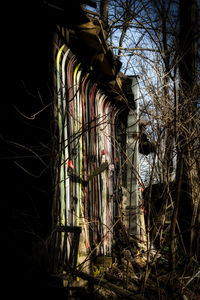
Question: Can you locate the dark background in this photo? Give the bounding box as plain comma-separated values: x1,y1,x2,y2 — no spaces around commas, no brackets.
2,2,88,297
2,2,55,297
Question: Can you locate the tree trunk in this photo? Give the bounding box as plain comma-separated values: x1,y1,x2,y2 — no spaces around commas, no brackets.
100,0,109,32
177,0,199,257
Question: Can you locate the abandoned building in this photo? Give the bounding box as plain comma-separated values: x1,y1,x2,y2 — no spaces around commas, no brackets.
2,1,199,299
50,1,147,275
1,0,154,298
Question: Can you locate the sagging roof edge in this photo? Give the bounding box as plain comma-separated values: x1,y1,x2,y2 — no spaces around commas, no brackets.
47,0,137,109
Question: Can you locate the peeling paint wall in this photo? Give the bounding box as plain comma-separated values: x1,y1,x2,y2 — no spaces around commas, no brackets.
52,30,141,272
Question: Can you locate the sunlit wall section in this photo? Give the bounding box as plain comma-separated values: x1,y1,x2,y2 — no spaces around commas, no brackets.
55,45,120,256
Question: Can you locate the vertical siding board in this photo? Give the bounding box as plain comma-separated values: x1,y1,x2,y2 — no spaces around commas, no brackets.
54,42,139,266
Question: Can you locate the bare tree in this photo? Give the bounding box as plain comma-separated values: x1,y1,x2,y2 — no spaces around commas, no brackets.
175,0,199,261
100,0,109,31
101,0,199,291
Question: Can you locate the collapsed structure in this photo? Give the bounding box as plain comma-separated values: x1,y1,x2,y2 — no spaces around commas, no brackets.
49,0,146,277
